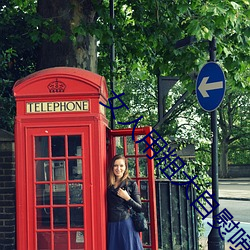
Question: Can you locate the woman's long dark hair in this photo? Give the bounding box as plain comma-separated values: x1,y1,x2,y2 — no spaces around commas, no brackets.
107,155,130,187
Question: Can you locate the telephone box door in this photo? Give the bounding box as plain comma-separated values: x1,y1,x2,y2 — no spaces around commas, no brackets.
108,126,158,250
26,126,92,250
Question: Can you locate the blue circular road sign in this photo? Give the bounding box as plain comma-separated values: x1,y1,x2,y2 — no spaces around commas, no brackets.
196,62,226,112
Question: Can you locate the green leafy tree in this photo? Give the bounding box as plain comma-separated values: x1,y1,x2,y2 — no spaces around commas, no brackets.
36,0,102,71
218,89,250,177
99,0,249,89
0,0,37,131
1,0,249,173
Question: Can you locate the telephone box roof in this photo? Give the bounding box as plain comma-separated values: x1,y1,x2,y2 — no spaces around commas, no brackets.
13,67,108,99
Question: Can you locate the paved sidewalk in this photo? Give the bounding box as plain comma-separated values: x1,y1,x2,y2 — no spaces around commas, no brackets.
217,189,250,200
201,178,250,249
208,178,250,201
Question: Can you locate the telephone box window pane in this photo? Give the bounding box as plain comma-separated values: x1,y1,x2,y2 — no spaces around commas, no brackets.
36,160,49,181
142,202,150,222
69,183,83,204
35,136,49,157
140,180,149,200
52,184,66,204
128,158,136,177
36,184,47,205
139,158,148,177
52,136,65,157
68,135,81,156
53,208,67,227
69,159,82,180
52,160,66,181
37,208,50,229
71,231,84,247
70,207,83,227
127,136,135,155
138,135,146,155
42,186,50,210
115,136,124,155
37,232,51,250
54,231,68,248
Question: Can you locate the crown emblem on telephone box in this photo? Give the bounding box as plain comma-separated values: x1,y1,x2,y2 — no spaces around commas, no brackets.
47,79,66,93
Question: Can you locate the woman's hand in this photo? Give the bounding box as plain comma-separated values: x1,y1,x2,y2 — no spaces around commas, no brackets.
117,188,131,201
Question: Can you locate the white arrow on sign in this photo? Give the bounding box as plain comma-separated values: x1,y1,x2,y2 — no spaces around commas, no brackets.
198,76,223,98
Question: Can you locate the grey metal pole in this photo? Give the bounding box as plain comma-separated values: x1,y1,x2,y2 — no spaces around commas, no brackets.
208,37,225,250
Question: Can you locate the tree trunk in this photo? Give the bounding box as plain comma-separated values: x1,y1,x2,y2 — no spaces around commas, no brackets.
37,0,99,72
219,140,229,178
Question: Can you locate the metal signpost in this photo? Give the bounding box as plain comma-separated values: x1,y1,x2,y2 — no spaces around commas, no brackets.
196,37,226,250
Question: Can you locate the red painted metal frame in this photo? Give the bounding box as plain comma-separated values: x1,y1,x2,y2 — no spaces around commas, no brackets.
26,127,90,250
109,127,158,250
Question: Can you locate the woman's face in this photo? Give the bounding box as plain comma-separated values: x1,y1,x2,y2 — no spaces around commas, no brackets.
113,158,126,180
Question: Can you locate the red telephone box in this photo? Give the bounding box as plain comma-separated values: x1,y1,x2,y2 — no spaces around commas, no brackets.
13,67,158,250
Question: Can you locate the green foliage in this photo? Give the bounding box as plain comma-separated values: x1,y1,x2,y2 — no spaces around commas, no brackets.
1,0,248,176
96,1,249,184
0,1,37,77
219,88,250,165
98,0,249,90
0,0,38,131
0,78,15,132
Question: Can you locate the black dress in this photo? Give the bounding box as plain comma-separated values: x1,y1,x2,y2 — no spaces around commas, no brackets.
107,179,144,250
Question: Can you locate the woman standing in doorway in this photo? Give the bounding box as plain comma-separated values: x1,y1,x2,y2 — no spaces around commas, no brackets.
107,154,144,250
